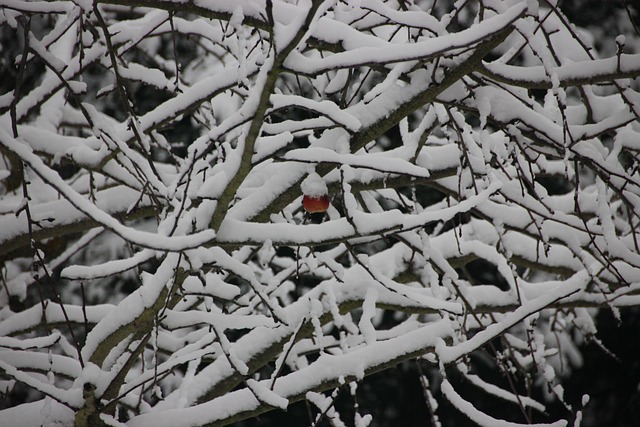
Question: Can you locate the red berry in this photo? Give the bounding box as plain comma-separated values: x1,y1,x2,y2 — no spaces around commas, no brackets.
303,195,330,213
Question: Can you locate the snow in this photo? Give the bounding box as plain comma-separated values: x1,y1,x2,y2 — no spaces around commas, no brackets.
253,132,293,163
285,147,431,178
270,94,361,131
0,303,113,337
436,271,591,364
80,253,181,364
300,171,328,197
61,249,155,280
359,0,445,34
0,358,82,407
358,288,378,345
0,128,215,252
246,378,289,410
128,319,453,427
441,379,567,427
161,309,275,331
285,3,526,74
0,332,61,350
0,350,81,380
2,1,640,426
181,273,241,300
463,372,546,412
217,180,501,245
0,398,74,427
483,53,640,87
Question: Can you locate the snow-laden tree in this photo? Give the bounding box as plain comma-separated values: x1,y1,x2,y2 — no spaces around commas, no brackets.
1,1,640,426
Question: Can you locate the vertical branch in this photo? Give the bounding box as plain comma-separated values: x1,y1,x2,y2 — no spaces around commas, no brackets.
10,14,31,138
209,0,326,231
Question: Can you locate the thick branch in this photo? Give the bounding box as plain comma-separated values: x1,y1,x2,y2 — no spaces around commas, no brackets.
477,54,640,89
208,0,326,231
248,23,519,223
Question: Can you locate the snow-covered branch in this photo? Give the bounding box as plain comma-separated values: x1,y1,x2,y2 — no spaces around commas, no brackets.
2,1,639,426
